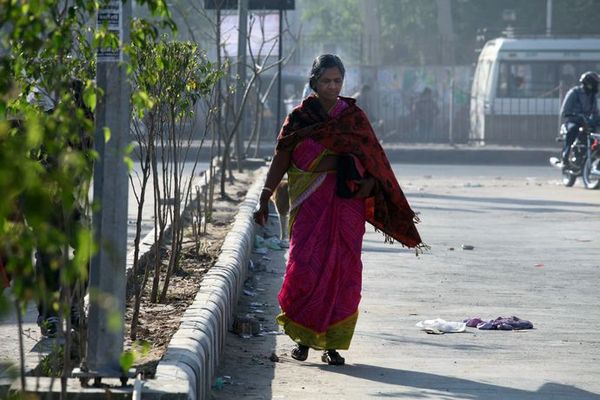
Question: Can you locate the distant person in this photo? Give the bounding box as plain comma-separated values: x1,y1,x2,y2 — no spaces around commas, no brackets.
412,87,439,136
253,54,424,365
559,71,599,166
512,74,526,95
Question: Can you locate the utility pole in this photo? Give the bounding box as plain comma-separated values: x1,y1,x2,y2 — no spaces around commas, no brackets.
359,0,381,65
74,0,131,385
546,0,553,37
436,0,456,144
276,4,283,131
235,0,248,172
436,0,455,65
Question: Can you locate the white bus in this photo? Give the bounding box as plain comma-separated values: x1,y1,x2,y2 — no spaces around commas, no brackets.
470,37,600,146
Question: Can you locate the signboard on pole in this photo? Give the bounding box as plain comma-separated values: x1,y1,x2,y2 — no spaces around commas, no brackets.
97,0,122,62
204,0,294,10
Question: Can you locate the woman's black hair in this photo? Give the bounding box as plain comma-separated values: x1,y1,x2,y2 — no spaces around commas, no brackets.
308,54,345,92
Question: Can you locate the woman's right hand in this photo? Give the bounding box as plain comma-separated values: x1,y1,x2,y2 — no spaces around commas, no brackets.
253,200,269,226
353,176,375,198
254,149,290,226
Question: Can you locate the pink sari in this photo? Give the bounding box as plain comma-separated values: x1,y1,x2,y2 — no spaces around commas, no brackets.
276,99,366,350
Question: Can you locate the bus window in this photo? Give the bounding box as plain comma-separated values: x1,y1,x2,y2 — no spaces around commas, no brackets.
497,62,509,97
559,63,577,87
496,62,558,98
574,62,600,79
559,62,600,92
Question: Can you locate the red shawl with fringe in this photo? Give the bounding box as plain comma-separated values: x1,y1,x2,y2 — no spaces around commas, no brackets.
277,95,423,249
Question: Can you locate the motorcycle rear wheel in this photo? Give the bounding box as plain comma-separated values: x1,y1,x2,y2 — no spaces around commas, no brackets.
582,156,600,190
562,172,577,187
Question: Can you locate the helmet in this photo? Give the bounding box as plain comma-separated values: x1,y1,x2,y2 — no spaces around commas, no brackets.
579,71,599,94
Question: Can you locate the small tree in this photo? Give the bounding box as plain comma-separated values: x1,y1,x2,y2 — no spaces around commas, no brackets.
1,1,98,393
128,35,222,330
244,12,301,157
216,10,299,198
0,0,174,395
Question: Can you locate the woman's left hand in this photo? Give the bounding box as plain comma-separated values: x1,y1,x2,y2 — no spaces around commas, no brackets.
353,176,375,198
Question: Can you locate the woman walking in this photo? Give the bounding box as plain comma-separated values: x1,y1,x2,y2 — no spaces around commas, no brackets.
253,54,424,365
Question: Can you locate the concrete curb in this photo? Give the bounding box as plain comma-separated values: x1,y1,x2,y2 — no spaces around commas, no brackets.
152,166,267,399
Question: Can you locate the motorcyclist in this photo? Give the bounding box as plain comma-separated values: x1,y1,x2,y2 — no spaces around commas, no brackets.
559,71,600,166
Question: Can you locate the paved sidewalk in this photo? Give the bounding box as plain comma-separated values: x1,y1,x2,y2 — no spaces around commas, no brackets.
0,301,45,390
212,170,600,399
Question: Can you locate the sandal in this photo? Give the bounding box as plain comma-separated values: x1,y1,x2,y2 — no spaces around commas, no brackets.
321,349,345,365
291,344,309,361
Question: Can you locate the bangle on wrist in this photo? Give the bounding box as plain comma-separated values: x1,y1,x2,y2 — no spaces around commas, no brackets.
262,186,273,194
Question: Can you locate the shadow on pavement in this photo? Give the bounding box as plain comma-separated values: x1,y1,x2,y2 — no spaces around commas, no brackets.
412,205,486,214
323,363,600,399
412,192,598,209
210,203,282,399
358,331,494,352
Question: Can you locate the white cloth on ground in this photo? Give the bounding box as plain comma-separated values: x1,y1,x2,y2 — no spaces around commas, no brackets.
416,318,466,333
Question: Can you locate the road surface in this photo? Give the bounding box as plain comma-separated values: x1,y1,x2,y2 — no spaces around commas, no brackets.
212,163,600,400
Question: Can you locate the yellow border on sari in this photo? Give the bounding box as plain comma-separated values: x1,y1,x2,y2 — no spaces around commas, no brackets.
287,148,336,236
276,310,359,350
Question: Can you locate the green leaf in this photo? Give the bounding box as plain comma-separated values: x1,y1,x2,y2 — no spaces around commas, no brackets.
83,80,97,112
103,126,111,143
125,142,135,155
73,228,95,279
107,309,122,332
119,350,135,374
123,155,134,172
131,90,155,118
136,340,151,356
25,113,43,148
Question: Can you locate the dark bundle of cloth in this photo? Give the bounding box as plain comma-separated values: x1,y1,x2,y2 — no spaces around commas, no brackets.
464,316,533,330
336,153,364,198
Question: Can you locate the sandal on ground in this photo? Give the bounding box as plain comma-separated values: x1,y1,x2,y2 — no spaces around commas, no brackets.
321,349,345,365
291,344,309,361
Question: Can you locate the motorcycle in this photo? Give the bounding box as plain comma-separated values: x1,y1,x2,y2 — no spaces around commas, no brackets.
550,118,600,189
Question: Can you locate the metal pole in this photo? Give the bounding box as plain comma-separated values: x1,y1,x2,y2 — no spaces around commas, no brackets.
546,0,552,37
276,6,283,131
360,0,381,65
216,7,222,159
235,0,248,171
449,69,454,145
77,0,130,381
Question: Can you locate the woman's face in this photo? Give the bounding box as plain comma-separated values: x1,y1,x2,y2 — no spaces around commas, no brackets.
315,67,343,103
